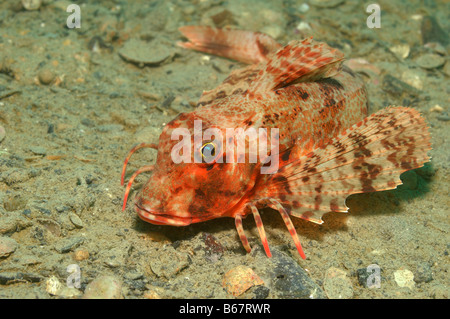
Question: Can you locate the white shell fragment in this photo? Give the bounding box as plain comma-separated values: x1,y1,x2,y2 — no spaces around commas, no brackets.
389,44,410,60
394,269,415,289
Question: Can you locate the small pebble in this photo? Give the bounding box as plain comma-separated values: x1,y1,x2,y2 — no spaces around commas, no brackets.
124,271,144,281
0,272,42,285
389,44,410,60
401,70,423,90
137,91,162,101
69,212,83,228
73,248,89,261
38,69,55,85
241,285,270,299
323,267,354,299
0,237,18,258
443,61,450,77
83,275,123,299
37,218,62,237
394,269,415,289
55,236,85,253
103,245,129,268
0,215,31,234
21,0,42,10
414,263,433,283
356,266,383,288
0,125,5,143
429,105,444,113
268,249,325,299
424,42,447,55
383,74,421,97
29,146,47,156
3,194,27,212
46,275,81,298
298,3,310,13
45,276,62,295
296,21,311,32
261,25,283,40
357,268,371,287
222,265,264,297
415,53,446,69
437,113,450,121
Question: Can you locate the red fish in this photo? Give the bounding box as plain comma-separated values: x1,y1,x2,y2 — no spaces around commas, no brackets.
121,26,431,259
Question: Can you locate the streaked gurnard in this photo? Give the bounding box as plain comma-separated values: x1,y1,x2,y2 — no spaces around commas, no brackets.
121,26,431,259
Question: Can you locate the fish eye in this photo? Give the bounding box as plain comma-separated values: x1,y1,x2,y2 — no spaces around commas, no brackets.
201,142,216,158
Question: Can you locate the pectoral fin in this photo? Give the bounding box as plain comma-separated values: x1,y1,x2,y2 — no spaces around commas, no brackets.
259,106,431,224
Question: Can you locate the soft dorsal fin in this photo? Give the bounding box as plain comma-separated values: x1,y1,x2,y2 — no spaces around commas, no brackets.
250,37,345,92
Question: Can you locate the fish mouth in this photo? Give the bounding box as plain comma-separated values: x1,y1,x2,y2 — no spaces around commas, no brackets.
134,203,192,226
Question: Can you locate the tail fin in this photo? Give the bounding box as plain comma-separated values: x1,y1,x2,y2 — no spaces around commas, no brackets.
178,26,281,64
259,107,431,224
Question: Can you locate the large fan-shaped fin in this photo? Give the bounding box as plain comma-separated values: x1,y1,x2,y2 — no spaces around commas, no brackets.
258,106,431,224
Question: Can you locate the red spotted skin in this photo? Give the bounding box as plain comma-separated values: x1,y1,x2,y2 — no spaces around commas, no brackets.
122,26,430,258
135,65,367,225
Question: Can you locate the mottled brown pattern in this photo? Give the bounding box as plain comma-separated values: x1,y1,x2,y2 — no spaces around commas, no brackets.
257,107,431,225
197,66,259,107
122,26,431,259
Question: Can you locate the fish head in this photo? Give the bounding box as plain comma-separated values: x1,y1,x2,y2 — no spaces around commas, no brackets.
134,112,261,226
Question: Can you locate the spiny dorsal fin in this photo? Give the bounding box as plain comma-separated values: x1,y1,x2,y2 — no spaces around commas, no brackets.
250,37,345,92
257,106,431,224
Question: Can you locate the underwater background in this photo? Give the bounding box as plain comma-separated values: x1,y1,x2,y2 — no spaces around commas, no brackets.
0,0,448,298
